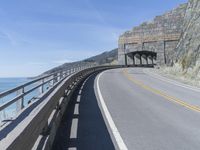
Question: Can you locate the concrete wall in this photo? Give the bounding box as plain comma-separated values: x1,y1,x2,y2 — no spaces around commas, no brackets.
0,66,120,150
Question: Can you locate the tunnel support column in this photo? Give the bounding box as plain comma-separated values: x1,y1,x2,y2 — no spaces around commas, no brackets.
126,51,157,67
132,54,135,66
151,55,154,65
125,54,128,67
140,55,142,65
146,56,148,65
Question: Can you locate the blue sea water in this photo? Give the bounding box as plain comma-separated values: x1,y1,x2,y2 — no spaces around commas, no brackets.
0,77,52,122
0,78,29,92
0,78,30,122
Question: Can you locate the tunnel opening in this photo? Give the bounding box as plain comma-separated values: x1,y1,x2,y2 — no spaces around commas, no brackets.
125,50,157,67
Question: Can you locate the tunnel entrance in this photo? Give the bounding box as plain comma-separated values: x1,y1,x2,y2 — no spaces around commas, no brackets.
125,51,157,67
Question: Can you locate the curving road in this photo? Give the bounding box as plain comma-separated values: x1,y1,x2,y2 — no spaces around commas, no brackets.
97,68,200,150
53,68,200,150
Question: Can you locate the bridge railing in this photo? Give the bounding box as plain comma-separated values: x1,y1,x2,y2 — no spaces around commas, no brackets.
0,64,120,150
0,63,96,125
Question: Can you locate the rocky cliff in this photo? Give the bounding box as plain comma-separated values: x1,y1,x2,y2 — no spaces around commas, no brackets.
118,3,187,65
119,0,200,71
175,0,200,71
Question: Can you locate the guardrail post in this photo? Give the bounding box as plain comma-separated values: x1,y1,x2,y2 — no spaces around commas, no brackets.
68,69,70,74
39,79,44,94
62,71,65,77
53,73,58,85
66,70,69,76
70,68,72,74
17,87,24,111
57,72,60,81
59,71,63,80
64,71,67,77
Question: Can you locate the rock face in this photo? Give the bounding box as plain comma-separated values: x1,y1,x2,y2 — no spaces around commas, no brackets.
175,0,200,69
118,3,187,65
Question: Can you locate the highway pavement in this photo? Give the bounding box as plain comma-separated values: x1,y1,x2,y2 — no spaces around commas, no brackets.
53,73,115,150
53,68,200,150
97,68,200,150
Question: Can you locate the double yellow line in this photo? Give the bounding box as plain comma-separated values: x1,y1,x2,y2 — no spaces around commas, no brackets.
123,69,200,113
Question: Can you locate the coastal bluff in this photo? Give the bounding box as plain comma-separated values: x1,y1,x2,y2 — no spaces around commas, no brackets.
118,0,200,69
118,3,187,65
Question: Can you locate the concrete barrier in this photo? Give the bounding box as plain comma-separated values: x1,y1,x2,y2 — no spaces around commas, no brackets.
0,66,120,150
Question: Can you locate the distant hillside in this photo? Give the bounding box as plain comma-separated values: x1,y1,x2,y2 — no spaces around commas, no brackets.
43,48,118,75
84,48,118,65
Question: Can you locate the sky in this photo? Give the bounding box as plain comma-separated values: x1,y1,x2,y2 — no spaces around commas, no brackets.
0,0,187,77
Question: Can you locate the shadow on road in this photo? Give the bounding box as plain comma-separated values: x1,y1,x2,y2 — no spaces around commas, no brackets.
53,73,115,150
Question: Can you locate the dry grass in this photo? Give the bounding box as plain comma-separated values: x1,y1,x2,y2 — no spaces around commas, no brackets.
155,62,200,87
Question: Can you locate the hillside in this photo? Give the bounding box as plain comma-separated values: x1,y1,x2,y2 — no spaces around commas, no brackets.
160,0,200,76
85,48,118,65
152,0,200,86
175,0,200,71
119,0,200,72
118,3,187,65
43,48,118,75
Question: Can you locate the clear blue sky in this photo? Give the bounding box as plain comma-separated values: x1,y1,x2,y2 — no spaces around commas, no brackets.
0,0,187,77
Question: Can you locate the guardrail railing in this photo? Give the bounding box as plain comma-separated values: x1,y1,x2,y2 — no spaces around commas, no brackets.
0,63,96,124
0,64,119,150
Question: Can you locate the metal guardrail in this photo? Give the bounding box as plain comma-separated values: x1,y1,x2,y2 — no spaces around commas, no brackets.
0,64,96,123
0,64,119,150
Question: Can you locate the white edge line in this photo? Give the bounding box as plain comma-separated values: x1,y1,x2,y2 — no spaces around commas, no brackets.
97,71,128,150
144,69,200,93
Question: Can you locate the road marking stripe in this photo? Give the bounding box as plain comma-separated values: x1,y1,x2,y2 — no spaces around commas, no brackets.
70,118,78,139
143,68,200,92
123,69,200,113
97,72,128,150
74,104,79,115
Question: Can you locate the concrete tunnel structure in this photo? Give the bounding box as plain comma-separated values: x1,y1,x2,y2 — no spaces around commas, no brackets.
118,4,187,66
124,50,157,67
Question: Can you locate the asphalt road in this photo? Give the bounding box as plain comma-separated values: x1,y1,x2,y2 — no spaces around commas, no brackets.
53,68,200,150
98,68,200,150
53,73,115,150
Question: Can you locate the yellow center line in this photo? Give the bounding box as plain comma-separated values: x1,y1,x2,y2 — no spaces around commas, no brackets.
123,68,200,113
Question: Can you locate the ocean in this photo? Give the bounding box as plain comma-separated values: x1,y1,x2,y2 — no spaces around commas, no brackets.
0,78,30,122
0,77,53,122
0,78,29,92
